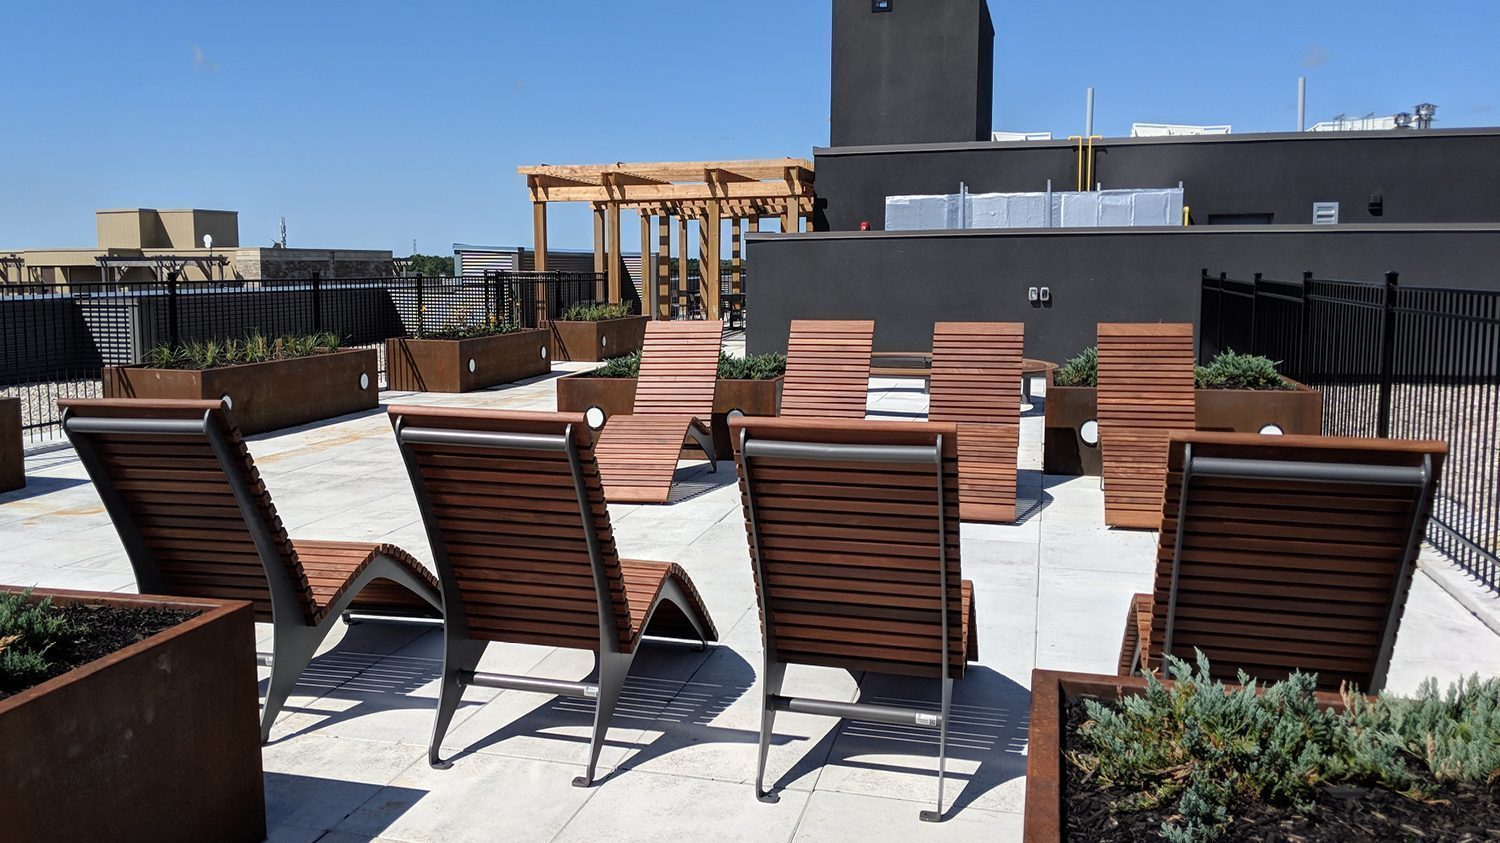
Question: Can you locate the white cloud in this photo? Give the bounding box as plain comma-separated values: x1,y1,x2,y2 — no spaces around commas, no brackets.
192,45,220,73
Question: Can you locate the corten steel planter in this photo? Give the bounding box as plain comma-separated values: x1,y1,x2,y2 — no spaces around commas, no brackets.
548,315,649,362
103,348,378,435
0,396,22,492
1042,382,1323,476
556,371,784,460
1024,668,1351,840
0,588,264,843
385,329,551,393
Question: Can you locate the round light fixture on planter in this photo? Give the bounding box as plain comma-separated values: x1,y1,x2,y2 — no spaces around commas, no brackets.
468,358,477,374
584,406,607,431
359,372,370,390
725,408,746,424
1258,423,1285,436
601,336,609,349
1080,419,1100,446
540,345,548,360
220,394,234,411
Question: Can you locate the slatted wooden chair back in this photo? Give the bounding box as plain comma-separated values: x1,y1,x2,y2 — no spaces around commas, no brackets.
780,320,875,419
929,322,1024,522
1147,431,1445,691
1097,323,1197,528
390,408,634,652
632,320,723,418
59,398,314,623
732,417,968,679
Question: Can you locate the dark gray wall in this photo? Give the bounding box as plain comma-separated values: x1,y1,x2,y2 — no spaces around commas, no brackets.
813,129,1500,231
744,225,1500,363
830,0,994,147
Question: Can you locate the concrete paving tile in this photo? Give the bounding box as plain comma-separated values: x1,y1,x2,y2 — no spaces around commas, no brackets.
262,735,426,834
553,768,812,843
792,790,1023,841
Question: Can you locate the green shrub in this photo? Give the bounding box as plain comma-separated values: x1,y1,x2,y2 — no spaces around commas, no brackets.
415,321,523,340
580,351,786,381
1069,653,1500,841
1195,350,1294,391
560,301,634,321
1054,347,1098,387
0,590,79,692
142,332,341,370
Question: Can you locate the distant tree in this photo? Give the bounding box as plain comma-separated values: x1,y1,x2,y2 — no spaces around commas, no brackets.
408,253,455,277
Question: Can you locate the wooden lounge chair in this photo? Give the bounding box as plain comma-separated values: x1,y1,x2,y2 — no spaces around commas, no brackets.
58,398,443,742
929,322,1024,523
1097,322,1196,528
731,416,979,822
1118,431,1445,692
779,319,875,419
387,406,719,785
592,320,723,503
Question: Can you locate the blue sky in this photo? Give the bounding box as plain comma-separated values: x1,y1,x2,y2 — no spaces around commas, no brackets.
2,1,1496,252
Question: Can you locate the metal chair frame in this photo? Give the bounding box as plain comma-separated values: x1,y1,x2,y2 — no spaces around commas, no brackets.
62,409,442,743
391,417,711,787
736,428,955,822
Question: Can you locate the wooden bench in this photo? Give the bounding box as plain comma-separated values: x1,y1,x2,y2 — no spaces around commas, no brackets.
929,322,1025,523
780,320,875,419
1097,323,1197,528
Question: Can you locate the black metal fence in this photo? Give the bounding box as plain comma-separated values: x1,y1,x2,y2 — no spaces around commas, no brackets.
1202,269,1500,591
0,271,603,442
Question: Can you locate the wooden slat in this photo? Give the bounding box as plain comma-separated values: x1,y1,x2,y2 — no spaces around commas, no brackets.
1097,323,1196,528
1127,432,1445,691
929,322,1023,523
780,320,874,419
732,417,976,679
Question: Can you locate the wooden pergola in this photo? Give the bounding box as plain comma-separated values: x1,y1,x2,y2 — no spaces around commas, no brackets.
520,158,815,320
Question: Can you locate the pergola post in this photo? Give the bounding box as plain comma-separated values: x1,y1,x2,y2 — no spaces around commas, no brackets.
656,214,672,320
700,204,721,321
782,200,798,234
606,202,623,305
677,214,691,318
532,201,549,325
731,217,743,296
592,205,606,302
640,212,654,318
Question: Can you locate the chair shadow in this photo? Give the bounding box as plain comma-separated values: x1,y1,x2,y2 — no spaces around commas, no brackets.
864,408,928,421
760,666,1031,819
442,641,772,782
0,475,91,503
664,461,740,504
1014,469,1052,525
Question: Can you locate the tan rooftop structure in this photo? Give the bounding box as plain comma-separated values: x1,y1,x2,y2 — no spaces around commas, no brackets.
519,158,816,320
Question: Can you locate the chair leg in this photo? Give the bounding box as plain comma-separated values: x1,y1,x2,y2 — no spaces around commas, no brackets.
429,637,486,769
573,651,634,788
755,661,787,803
919,676,955,823
687,426,718,473
260,625,323,743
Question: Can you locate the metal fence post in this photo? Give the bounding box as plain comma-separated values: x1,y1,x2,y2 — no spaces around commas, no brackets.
1377,271,1400,438
167,270,181,348
310,271,323,333
1296,272,1312,382
1250,272,1261,356
415,272,425,336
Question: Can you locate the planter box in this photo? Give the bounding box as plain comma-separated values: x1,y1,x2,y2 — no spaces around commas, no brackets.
1025,668,1349,840
1,396,21,492
1043,382,1323,476
103,348,379,435
556,371,784,461
548,315,649,362
0,588,264,843
386,329,551,393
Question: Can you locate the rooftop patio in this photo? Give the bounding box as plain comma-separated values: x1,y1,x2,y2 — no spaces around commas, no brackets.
3,335,1496,842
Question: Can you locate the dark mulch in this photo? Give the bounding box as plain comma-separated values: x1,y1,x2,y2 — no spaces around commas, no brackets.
1063,696,1500,842
0,603,198,700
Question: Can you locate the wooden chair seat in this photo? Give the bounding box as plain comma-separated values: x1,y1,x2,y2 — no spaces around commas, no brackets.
590,320,723,504
619,558,719,650
295,540,441,623
1097,323,1196,528
780,320,875,419
1116,431,1445,692
595,415,713,504
929,322,1024,523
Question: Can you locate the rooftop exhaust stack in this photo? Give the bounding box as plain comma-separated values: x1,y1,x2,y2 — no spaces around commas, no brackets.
1414,103,1438,130
1297,77,1307,131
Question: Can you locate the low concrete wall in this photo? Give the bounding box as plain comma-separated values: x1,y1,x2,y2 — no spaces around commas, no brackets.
744,224,1500,363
